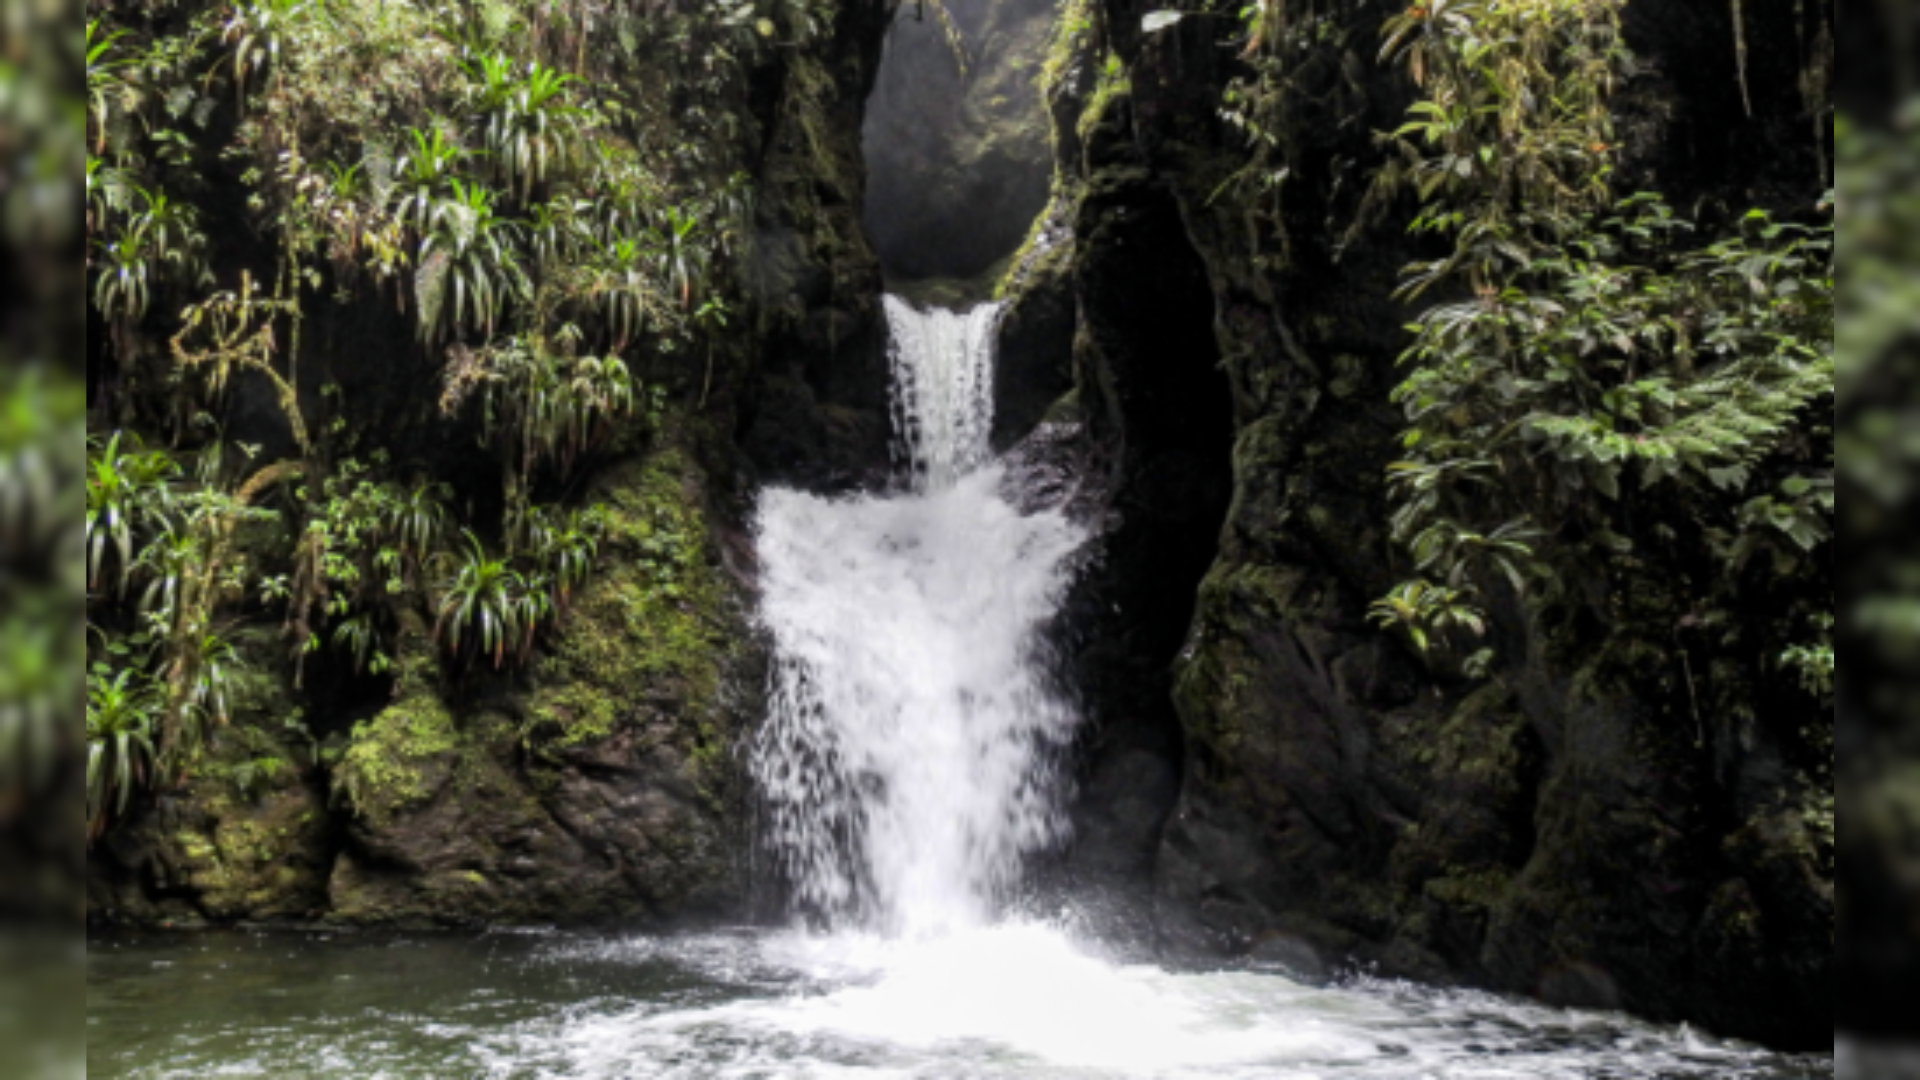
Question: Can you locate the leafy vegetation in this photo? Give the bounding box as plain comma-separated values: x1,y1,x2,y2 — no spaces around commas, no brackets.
1360,0,1833,685
86,670,162,838
473,333,643,489
434,531,546,672
1385,199,1833,620
416,178,531,344
462,55,589,198
86,432,181,599
513,504,607,614
79,0,800,838
274,456,451,679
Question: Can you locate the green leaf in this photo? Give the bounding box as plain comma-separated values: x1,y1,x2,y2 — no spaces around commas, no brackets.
1706,465,1751,491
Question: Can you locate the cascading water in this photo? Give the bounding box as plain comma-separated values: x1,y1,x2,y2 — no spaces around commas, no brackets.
752,296,1086,935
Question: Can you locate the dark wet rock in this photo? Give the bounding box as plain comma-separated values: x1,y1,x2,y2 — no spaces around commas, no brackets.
1027,0,1833,1051
863,0,1056,282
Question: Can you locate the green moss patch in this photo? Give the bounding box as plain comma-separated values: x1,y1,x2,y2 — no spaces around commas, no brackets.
333,693,460,825
524,443,735,754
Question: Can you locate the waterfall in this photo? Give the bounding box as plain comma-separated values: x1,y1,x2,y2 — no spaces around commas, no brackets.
751,297,1085,936
884,296,1000,492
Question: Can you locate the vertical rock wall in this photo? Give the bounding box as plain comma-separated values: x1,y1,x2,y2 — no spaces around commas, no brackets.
999,0,1832,1049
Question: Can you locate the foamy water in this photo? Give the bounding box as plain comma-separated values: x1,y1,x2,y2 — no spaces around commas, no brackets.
483,924,1821,1080
88,925,1830,1078
751,298,1085,935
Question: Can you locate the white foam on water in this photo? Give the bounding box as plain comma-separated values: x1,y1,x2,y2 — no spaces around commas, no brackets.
489,924,1814,1080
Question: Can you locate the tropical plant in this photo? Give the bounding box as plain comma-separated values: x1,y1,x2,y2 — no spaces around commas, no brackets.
329,613,389,675
91,186,213,349
1781,636,1835,700
463,54,589,198
591,234,674,350
1369,580,1485,655
87,156,135,239
1384,198,1832,613
1362,1,1625,302
86,669,162,837
1368,0,1833,668
512,504,605,612
390,125,472,233
295,156,404,273
652,205,708,308
381,476,454,576
476,335,637,485
86,433,181,599
693,294,731,406
416,179,528,343
87,19,132,153
527,196,595,272
283,462,451,677
183,633,243,733
223,0,318,103
434,530,539,670
133,525,200,632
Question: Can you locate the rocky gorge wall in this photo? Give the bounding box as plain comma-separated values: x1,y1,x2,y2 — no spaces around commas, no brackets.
1004,0,1832,1052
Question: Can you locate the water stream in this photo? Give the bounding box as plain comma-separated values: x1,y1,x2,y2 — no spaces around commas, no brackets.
85,300,1831,1078
752,297,1083,935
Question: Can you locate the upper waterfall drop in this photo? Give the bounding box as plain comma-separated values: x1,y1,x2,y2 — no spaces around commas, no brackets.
884,295,1002,493
752,296,1086,937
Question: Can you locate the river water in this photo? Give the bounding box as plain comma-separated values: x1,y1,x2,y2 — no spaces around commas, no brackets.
87,925,1830,1078
86,300,1832,1078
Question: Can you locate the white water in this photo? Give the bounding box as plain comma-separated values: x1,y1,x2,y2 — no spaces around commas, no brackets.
482,925,1817,1079
753,296,1085,935
883,298,1002,492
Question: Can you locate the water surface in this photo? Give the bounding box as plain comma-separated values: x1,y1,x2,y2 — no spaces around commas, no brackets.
89,923,1831,1079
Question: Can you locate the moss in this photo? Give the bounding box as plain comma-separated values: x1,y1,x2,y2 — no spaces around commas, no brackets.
1078,53,1131,149
993,187,1076,301
1427,682,1527,782
212,818,275,868
528,683,619,749
525,442,734,755
333,692,460,824
1423,866,1513,910
175,831,217,862
1040,0,1097,102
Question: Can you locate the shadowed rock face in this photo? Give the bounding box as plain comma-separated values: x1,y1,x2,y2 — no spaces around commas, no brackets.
862,0,1055,282
992,0,1832,1051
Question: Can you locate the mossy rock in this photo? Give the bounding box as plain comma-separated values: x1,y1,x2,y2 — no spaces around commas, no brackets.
87,725,334,926
523,444,739,778
325,437,759,929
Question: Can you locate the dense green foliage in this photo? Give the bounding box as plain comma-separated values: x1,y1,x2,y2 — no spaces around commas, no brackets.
1355,0,1833,698
81,0,832,838
1153,0,1835,742
85,671,161,838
